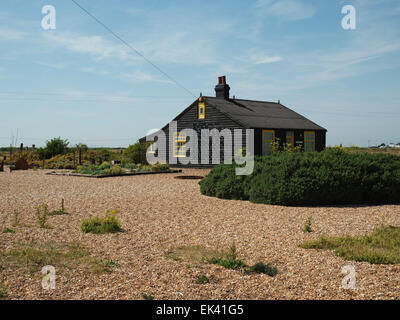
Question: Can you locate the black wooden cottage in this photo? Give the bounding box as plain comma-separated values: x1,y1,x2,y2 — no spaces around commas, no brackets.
140,76,327,167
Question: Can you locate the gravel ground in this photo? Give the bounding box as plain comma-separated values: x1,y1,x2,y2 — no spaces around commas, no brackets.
1,169,400,300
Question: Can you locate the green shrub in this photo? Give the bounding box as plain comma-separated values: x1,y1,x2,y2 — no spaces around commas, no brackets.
35,204,50,228
206,242,246,270
200,164,247,200
99,161,111,170
74,164,125,176
49,198,67,216
138,164,151,172
92,259,119,273
151,163,170,172
207,256,246,269
303,216,313,233
121,162,137,170
2,228,15,234
12,210,20,227
196,274,210,284
142,293,154,300
81,209,121,234
44,137,69,158
246,262,278,276
299,226,400,264
199,149,400,206
123,142,145,164
0,281,7,299
106,165,124,176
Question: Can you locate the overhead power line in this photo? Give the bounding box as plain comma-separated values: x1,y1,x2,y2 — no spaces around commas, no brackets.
70,0,196,98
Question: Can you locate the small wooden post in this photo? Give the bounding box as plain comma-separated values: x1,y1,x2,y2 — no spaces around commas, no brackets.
78,149,82,165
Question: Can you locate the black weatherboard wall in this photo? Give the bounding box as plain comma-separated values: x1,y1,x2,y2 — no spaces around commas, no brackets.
140,76,327,168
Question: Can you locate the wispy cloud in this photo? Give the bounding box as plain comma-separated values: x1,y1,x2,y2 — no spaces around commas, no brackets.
81,66,110,76
42,28,217,67
0,27,26,40
137,31,218,66
255,0,316,21
42,31,137,62
35,61,67,70
54,89,145,103
247,51,283,64
123,70,172,84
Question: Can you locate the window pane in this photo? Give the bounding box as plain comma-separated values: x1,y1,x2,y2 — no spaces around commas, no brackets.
304,131,315,152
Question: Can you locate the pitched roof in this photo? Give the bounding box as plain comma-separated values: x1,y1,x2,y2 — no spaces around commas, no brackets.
204,96,327,131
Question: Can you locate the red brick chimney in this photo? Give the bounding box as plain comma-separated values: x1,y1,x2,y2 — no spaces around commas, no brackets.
215,75,230,99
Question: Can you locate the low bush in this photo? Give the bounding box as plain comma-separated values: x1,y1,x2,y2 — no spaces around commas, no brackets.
137,164,151,172
142,293,154,300
106,165,124,176
92,259,119,274
0,282,7,299
245,262,278,276
2,228,15,234
43,154,76,169
34,203,50,228
74,164,126,176
151,163,170,172
303,216,313,233
207,256,246,269
196,274,210,284
206,242,246,270
123,142,145,164
167,243,277,277
44,137,69,158
199,148,400,206
81,209,122,234
49,199,67,216
12,210,20,227
99,161,111,170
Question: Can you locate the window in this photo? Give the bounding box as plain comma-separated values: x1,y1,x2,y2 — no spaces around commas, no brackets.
286,131,294,150
173,132,186,157
304,131,315,152
262,130,275,156
146,141,155,154
198,102,205,119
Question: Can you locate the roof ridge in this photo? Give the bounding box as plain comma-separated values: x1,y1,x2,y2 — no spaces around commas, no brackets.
203,96,279,104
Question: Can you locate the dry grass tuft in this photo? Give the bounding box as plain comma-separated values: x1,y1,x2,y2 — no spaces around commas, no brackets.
300,225,400,264
0,241,118,274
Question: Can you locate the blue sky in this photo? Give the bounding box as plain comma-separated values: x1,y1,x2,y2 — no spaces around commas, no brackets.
0,0,399,147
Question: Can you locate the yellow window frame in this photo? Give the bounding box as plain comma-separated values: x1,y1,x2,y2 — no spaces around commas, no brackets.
198,102,205,119
304,131,315,152
286,131,294,150
173,132,186,157
146,141,155,154
262,129,275,156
